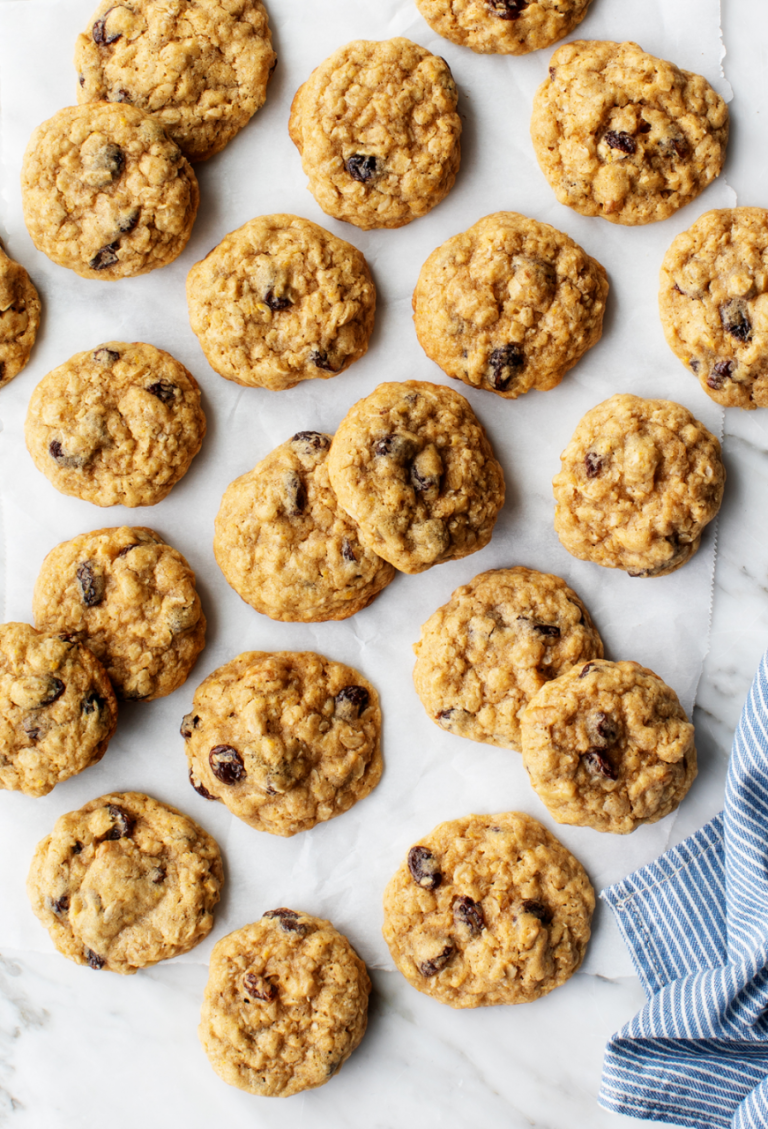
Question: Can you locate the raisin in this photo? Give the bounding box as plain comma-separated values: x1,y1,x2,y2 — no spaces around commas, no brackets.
487,0,529,18
521,900,553,925
264,289,292,311
341,537,357,563
37,677,65,706
720,299,752,343
604,130,636,155
418,943,455,977
93,8,122,44
89,242,120,271
86,948,105,970
189,768,216,800
584,452,604,478
79,73,85,87
146,380,177,403
104,804,135,840
264,908,308,935
168,605,199,634
180,713,200,740
291,431,330,451
72,841,83,855
589,710,619,746
488,344,524,391
373,434,417,461
309,349,335,372
335,686,370,721
209,745,246,785
534,623,560,638
407,846,442,890
671,137,689,159
549,66,556,80
346,154,377,182
117,544,137,557
76,561,105,607
583,750,618,780
243,973,277,1001
113,88,132,103
51,895,69,915
93,347,120,365
82,691,104,715
708,359,734,390
116,205,138,231
23,719,41,741
453,895,485,936
689,359,701,373
283,471,306,515
637,119,651,134
579,662,596,678
151,865,166,884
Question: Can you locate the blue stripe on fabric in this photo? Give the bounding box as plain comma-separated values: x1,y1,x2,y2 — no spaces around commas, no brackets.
599,647,768,1126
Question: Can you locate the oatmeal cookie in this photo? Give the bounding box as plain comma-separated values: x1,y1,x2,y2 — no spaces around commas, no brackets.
214,432,394,622
33,526,205,700
75,0,276,163
21,102,199,279
553,394,725,576
530,40,729,225
520,659,697,833
0,623,117,797
416,0,592,56
200,910,370,1096
382,811,594,1007
413,567,603,751
25,342,206,507
288,38,461,230
660,208,768,410
27,791,223,973
413,212,608,398
186,215,376,389
327,381,505,574
0,240,40,389
182,651,381,836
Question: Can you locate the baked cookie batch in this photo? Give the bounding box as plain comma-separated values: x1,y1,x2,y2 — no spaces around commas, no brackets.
0,0,743,1102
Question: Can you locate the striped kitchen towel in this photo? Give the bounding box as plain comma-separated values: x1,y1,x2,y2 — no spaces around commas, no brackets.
599,648,768,1129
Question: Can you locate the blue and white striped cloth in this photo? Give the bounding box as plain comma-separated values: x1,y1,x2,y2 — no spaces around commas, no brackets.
599,648,768,1129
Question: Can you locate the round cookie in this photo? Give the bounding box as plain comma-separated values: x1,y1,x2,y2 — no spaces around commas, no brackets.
182,651,382,836
0,623,117,797
530,40,729,226
21,102,199,279
214,432,395,622
382,811,594,1008
413,567,603,751
327,380,505,574
27,791,223,973
416,0,593,56
288,38,461,231
200,910,370,1096
413,212,608,398
520,659,697,833
186,215,376,390
553,393,725,577
0,240,40,389
32,526,206,700
75,0,276,163
25,342,206,507
660,208,768,410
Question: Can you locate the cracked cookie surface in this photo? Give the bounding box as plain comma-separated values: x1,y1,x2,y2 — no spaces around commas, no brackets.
382,811,594,1007
182,651,382,836
413,212,608,398
531,40,728,225
33,526,205,700
200,910,370,1096
288,38,461,230
25,341,206,507
0,622,117,797
520,659,697,833
327,380,505,574
214,432,394,622
660,208,768,410
553,393,725,576
27,791,223,973
21,102,199,279
186,215,376,389
75,0,276,163
0,241,40,389
416,0,592,55
413,567,603,751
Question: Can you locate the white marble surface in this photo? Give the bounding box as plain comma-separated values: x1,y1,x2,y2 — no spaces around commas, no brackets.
2,0,768,1126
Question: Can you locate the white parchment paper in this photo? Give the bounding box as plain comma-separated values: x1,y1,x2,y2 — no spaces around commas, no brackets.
0,0,733,978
